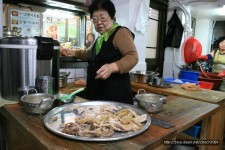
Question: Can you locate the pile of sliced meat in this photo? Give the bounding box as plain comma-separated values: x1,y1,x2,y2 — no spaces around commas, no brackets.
59,105,147,138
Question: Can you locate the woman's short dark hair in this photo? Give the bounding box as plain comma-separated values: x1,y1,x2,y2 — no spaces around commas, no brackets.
88,0,116,19
216,36,225,48
87,33,95,40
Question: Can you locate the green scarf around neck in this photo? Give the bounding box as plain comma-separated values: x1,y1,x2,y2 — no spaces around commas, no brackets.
95,22,119,55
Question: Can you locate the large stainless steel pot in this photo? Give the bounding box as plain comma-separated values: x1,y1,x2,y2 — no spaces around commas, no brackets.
0,37,60,101
135,89,166,113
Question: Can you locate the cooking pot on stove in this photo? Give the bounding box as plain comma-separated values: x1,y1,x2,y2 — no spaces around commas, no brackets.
135,89,166,113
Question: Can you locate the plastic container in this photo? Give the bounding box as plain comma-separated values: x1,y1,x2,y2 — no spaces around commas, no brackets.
198,81,214,90
183,125,201,138
198,72,223,90
180,70,200,81
164,78,199,84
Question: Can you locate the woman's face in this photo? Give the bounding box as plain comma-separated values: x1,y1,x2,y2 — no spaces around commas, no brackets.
219,40,225,49
219,39,225,54
87,34,94,43
92,10,114,34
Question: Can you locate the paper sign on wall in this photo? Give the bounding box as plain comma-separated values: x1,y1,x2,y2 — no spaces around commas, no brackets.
42,15,66,41
10,9,41,37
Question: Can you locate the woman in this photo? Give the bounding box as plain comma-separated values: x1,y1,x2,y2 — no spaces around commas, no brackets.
61,0,138,104
85,33,95,48
199,36,225,90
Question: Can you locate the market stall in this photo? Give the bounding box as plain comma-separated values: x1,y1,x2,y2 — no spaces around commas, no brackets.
0,94,219,150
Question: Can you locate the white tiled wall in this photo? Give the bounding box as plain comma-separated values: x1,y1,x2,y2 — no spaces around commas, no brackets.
59,68,87,83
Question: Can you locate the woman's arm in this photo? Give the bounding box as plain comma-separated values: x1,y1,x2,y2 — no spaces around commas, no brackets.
95,28,138,80
60,48,90,61
199,50,215,61
112,28,139,74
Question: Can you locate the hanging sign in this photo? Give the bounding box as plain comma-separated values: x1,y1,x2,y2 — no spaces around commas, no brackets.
10,9,41,37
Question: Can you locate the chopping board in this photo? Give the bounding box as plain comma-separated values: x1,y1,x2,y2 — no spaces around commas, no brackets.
153,96,201,121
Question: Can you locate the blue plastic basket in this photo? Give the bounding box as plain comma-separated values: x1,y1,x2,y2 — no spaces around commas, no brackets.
183,125,201,138
180,70,200,81
164,78,199,84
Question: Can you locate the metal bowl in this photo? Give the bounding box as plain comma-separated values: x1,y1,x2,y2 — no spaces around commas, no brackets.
20,93,56,114
135,89,166,113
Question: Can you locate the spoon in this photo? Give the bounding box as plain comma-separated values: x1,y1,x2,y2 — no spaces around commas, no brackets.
60,87,85,101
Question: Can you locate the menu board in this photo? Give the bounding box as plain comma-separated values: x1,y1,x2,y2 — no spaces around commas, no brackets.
10,9,41,37
42,15,66,41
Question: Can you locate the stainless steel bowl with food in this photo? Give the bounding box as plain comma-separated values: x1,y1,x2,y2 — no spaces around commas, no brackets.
135,89,166,113
20,93,56,114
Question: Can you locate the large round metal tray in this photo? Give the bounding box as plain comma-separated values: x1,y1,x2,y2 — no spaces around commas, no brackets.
44,101,151,141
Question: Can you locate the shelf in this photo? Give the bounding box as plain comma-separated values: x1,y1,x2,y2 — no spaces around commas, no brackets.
59,56,88,68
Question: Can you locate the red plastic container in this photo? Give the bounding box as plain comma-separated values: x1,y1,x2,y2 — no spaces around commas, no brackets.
198,72,223,90
198,81,214,90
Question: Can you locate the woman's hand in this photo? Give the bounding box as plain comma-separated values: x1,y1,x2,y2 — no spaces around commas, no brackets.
60,49,75,56
198,54,213,61
199,55,208,60
95,63,119,80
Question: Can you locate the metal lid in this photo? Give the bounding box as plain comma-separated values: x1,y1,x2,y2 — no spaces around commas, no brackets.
3,27,19,37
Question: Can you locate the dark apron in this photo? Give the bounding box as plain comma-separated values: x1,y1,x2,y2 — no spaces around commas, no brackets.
86,27,133,104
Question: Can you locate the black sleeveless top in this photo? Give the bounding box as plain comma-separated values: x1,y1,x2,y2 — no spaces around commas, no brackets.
86,26,134,104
